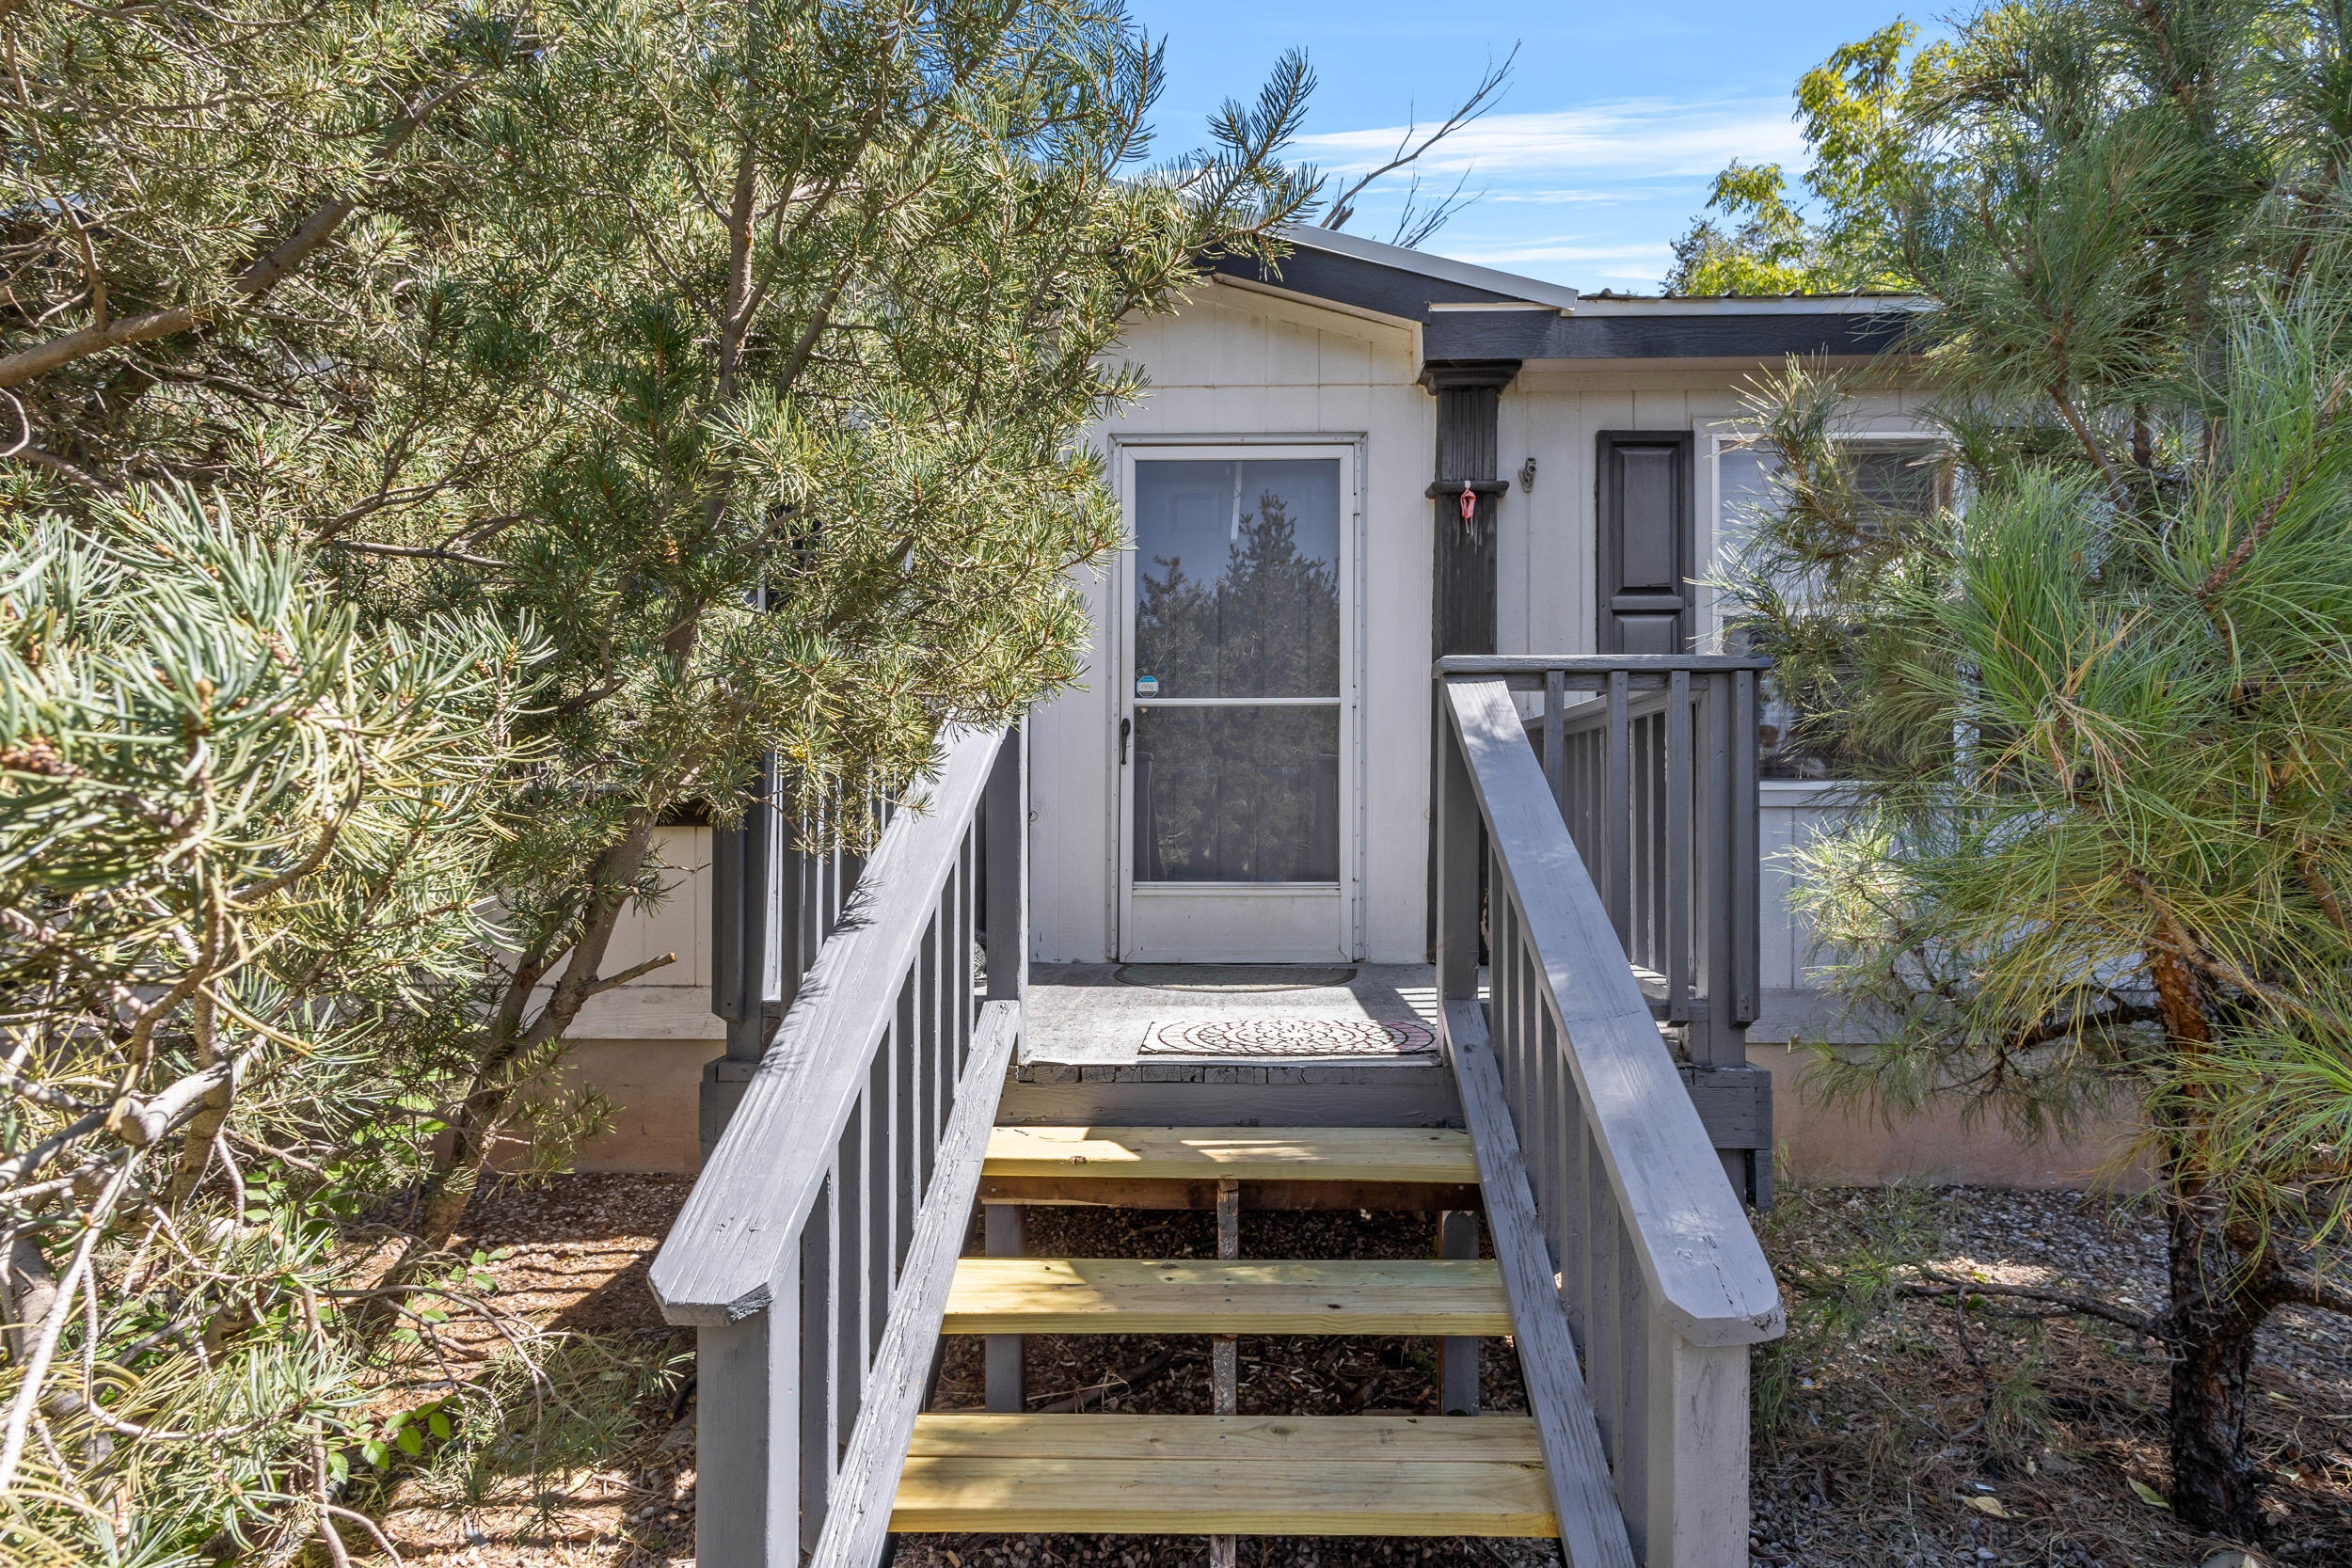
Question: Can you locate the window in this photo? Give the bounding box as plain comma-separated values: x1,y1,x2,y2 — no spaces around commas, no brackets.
1714,433,1951,779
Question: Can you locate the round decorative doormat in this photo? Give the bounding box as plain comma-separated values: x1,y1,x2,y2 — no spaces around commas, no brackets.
1114,964,1357,993
1141,1018,1438,1057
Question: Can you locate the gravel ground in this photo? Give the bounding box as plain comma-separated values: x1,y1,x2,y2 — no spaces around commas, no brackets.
362,1177,2352,1568
1749,1186,2352,1568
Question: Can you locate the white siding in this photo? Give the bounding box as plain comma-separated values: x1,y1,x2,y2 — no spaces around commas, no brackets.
1029,281,1432,962
1498,369,1912,657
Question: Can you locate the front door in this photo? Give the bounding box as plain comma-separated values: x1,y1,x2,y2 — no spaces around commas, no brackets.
1116,445,1357,961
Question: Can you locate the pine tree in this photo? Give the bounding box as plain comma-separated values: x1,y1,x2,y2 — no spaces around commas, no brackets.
1,0,1321,1555
1723,0,2352,1536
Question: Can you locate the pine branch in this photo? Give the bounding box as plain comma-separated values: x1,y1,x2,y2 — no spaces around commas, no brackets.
0,72,475,389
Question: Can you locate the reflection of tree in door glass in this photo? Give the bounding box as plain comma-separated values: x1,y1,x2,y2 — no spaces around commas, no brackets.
1133,463,1340,699
1134,706,1340,882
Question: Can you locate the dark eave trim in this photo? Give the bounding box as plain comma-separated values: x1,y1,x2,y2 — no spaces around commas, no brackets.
1210,244,1531,318
1212,245,1920,363
1424,309,1916,362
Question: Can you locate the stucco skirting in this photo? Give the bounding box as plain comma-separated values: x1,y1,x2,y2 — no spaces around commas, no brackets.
550,1029,2146,1189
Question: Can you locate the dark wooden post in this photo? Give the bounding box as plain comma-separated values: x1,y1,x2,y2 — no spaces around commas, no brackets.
1423,360,1518,961
1422,360,1520,657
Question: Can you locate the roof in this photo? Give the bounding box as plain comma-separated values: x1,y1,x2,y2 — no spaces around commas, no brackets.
1211,227,1926,364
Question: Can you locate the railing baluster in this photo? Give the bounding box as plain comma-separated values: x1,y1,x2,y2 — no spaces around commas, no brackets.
1544,668,1565,810
917,900,941,1191
1606,670,1631,947
1487,847,1510,1072
958,830,977,1067
1555,1056,1587,1346
834,1117,866,1443
1585,1143,1619,1456
865,1045,891,1352
892,976,918,1272
800,1184,835,1555
1615,1221,1650,1555
1664,673,1693,1024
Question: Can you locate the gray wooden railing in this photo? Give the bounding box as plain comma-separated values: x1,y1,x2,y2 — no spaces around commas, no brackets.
1444,654,1773,1206
1436,669,1784,1568
705,766,906,1161
651,724,1026,1568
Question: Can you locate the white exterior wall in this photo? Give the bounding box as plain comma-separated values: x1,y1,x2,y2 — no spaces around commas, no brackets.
1028,280,1435,962
1494,367,1917,657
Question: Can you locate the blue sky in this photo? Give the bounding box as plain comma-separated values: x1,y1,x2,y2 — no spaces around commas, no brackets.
1126,1,1926,293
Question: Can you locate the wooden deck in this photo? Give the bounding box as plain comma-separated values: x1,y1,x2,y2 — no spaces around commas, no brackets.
655,660,1785,1568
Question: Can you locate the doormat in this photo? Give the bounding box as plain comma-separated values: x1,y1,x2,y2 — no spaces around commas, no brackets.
1140,1018,1437,1057
1115,964,1358,993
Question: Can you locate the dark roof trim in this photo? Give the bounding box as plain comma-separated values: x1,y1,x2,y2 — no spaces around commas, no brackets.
1425,309,1915,361
1211,239,1534,318
1213,229,1921,363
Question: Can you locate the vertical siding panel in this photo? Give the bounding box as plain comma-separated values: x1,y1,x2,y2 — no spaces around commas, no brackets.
1267,314,1321,386
1496,388,1530,655
1318,328,1373,385
1215,298,1269,391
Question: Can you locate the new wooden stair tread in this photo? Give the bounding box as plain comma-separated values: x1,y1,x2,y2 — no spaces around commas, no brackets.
983,1125,1477,1184
891,1415,1556,1537
942,1256,1511,1336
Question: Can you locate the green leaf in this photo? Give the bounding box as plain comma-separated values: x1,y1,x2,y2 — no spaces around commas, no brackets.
361,1441,389,1469
2127,1478,2169,1509
396,1426,423,1457
427,1412,452,1440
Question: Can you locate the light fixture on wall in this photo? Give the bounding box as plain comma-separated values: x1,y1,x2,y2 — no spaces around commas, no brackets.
1518,456,1537,493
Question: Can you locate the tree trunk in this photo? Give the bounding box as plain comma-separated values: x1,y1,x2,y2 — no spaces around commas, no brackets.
2163,1202,2268,1538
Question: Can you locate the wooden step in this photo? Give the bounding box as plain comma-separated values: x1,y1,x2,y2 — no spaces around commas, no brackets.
941,1257,1510,1336
892,1414,1555,1536
983,1126,1478,1184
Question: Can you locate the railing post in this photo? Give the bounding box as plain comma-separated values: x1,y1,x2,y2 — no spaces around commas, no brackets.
693,1254,800,1568
985,722,1028,1011
705,755,798,1163
1691,673,1772,1206
1435,688,1482,1006
1642,1317,1753,1568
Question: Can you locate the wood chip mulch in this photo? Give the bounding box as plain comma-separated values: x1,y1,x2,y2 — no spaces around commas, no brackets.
357,1177,2352,1568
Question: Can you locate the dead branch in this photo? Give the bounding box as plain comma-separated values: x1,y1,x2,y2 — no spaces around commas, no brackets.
1318,45,1516,245
1901,1270,2162,1338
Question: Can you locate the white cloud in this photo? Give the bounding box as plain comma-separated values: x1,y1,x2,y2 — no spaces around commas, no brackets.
1485,189,1628,205
1295,97,1804,182
1444,241,1674,268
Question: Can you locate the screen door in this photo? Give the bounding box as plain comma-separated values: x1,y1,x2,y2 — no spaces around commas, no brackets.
1117,445,1356,961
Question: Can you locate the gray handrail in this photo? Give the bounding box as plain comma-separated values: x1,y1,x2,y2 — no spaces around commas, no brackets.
650,723,1025,1568
1436,673,1782,1566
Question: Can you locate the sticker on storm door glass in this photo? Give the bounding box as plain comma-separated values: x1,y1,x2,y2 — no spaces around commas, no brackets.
1134,675,1160,698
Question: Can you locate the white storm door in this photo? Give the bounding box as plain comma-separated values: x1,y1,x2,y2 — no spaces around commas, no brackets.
1116,444,1358,962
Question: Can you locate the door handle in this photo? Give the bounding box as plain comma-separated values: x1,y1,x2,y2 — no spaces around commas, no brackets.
1119,717,1131,764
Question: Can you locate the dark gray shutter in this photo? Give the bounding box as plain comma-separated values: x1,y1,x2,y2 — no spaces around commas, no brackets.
1596,431,1694,655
